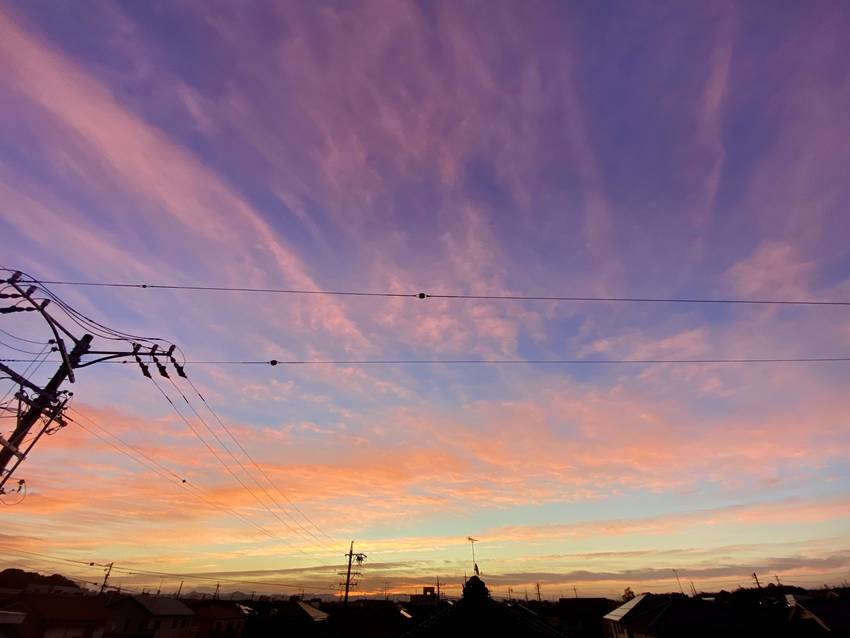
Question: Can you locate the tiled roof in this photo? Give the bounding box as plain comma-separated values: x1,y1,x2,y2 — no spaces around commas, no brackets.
7,593,108,623
124,595,194,617
183,600,245,620
603,594,648,622
296,601,328,622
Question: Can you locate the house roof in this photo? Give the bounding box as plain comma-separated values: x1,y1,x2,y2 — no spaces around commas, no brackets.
0,611,25,626
401,597,563,636
183,600,245,620
795,597,850,633
603,594,649,622
117,595,194,617
5,593,108,623
295,601,328,622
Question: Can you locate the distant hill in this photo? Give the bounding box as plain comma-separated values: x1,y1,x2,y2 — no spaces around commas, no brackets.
0,568,79,590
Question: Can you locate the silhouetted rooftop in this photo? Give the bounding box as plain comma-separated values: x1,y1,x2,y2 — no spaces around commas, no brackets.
110,594,193,617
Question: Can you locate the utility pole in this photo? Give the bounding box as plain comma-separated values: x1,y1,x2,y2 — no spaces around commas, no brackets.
341,541,367,605
775,574,782,586
573,586,578,598
0,271,184,494
752,573,762,589
176,581,184,599
0,335,91,489
99,563,114,595
536,583,542,602
690,581,697,597
436,578,441,601
673,569,684,594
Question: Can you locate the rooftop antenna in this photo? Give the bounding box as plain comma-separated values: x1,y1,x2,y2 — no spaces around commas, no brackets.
467,537,479,576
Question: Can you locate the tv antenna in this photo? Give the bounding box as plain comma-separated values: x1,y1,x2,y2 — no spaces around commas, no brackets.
467,537,480,576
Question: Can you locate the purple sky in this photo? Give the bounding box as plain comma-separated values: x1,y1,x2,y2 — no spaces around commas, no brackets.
1,1,849,598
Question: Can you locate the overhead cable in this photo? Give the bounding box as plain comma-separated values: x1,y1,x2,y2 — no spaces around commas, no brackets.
3,356,849,366
10,276,850,307
146,377,334,564
178,374,342,549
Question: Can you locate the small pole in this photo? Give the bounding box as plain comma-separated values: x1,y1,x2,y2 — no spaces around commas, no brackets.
99,563,114,595
342,541,366,606
673,569,684,594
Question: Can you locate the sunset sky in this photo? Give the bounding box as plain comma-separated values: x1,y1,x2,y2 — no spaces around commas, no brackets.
1,1,849,599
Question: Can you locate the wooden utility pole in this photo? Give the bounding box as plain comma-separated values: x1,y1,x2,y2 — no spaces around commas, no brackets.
673,569,684,594
99,562,114,595
0,335,91,485
1,270,182,495
536,583,542,602
342,541,366,605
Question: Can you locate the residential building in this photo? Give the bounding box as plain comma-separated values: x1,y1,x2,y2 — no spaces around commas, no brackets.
408,588,439,606
0,592,108,638
107,595,193,638
402,576,564,637
182,601,243,638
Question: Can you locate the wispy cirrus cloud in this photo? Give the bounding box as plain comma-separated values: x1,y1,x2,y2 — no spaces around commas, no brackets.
1,0,849,596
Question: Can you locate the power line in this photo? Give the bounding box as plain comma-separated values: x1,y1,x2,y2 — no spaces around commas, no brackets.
178,374,342,550
146,377,334,564
0,545,107,568
107,565,340,593
0,338,50,356
12,277,850,307
0,342,52,413
0,328,47,345
163,376,341,555
3,356,849,366
65,409,320,553
0,545,339,592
